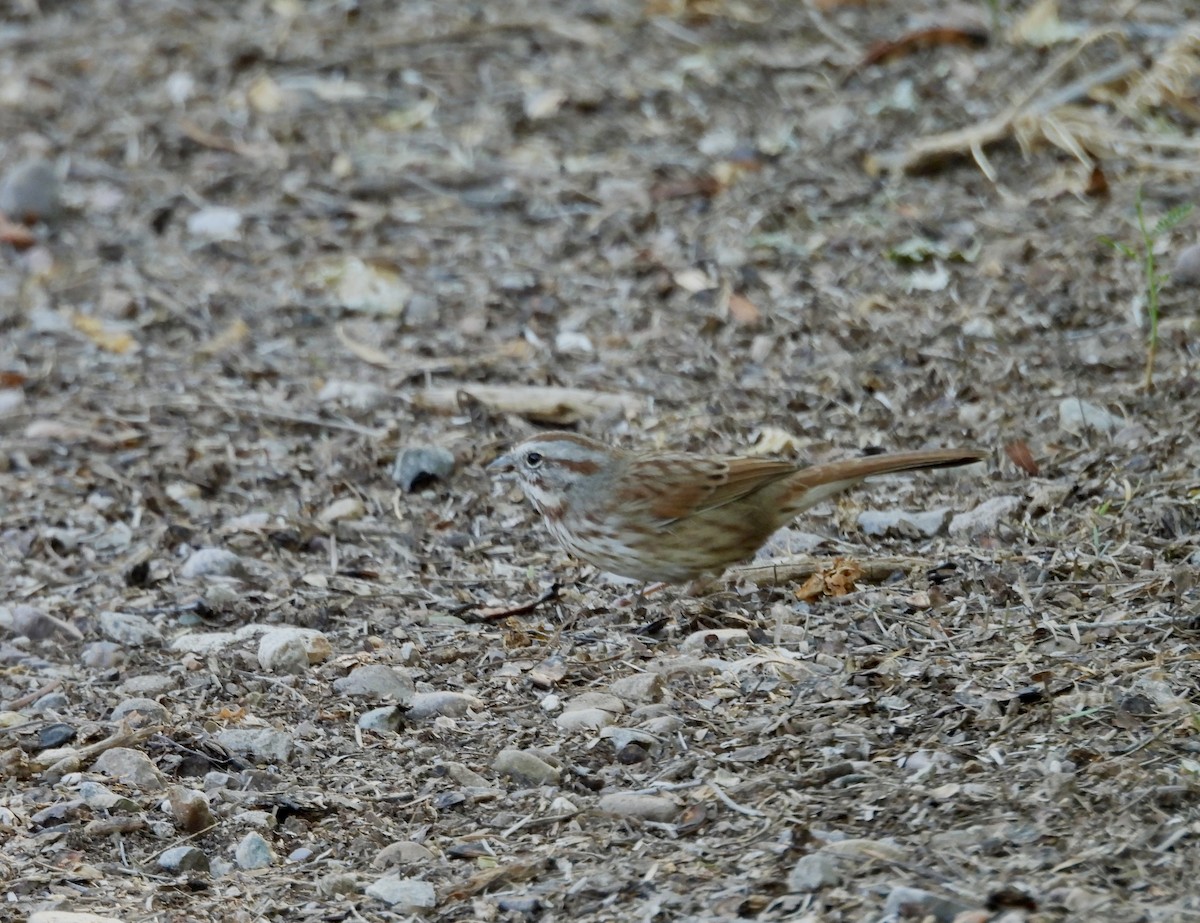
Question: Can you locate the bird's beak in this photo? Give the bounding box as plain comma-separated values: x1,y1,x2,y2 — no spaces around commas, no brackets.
487,452,515,475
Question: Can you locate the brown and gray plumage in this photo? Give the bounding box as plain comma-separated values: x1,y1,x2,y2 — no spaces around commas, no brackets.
490,432,986,584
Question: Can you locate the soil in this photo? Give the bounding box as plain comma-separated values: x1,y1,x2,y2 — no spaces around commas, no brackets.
2,2,1199,921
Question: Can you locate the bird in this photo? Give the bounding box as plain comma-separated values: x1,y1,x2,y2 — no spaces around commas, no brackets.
488,432,986,585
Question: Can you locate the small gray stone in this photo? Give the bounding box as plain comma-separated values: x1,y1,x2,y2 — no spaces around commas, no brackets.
1058,397,1123,435
235,831,276,869
110,697,168,726
166,785,216,834
119,673,177,696
787,852,843,892
99,610,161,646
404,293,440,327
11,605,58,640
608,672,665,704
365,876,437,910
358,705,404,733
392,445,456,492
82,641,126,670
406,691,482,720
180,547,247,580
92,747,163,791
1173,242,1200,286
78,781,138,812
948,496,1021,536
493,749,561,786
215,728,293,764
374,840,435,868
597,793,678,822
334,664,415,704
158,845,210,873
857,508,951,538
0,157,60,224
32,692,70,712
318,872,360,895
258,627,329,674
882,885,975,922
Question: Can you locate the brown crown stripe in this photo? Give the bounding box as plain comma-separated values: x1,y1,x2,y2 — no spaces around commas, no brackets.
556,458,602,475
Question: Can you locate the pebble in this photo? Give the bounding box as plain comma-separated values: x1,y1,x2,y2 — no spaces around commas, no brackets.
601,727,661,754
317,496,366,524
99,610,161,646
315,379,386,411
333,664,416,704
404,293,439,326
1173,242,1200,285
392,445,456,492
166,785,216,834
37,723,76,749
1058,397,1123,435
79,781,138,812
215,728,293,764
948,496,1021,536
32,692,70,712
857,508,951,538
110,698,168,726
257,627,330,674
0,157,61,224
157,845,210,873
365,876,437,910
318,872,360,896
235,831,276,869
374,840,435,868
597,793,678,822
11,605,59,640
179,547,247,580
28,914,125,923
787,852,843,891
92,747,163,791
186,205,243,241
119,673,177,696
493,749,561,785
81,641,126,670
680,628,750,652
357,705,404,733
444,762,493,789
405,691,483,720
608,672,665,704
882,885,975,922
555,708,618,732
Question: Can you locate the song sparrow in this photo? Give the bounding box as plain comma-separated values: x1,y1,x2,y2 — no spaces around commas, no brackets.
489,432,985,584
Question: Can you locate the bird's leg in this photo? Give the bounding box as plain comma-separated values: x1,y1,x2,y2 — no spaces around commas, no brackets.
614,581,669,608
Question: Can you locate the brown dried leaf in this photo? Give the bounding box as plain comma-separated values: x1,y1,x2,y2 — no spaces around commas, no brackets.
1004,440,1040,476
72,314,138,354
727,292,761,327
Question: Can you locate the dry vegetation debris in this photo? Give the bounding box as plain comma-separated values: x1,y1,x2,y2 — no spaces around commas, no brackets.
2,0,1200,921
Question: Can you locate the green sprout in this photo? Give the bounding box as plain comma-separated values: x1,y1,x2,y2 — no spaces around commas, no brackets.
1101,191,1193,391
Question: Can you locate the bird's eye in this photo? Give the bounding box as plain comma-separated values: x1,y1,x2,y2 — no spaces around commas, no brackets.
524,451,544,468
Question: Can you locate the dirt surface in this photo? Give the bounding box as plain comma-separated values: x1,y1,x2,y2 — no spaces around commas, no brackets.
3,2,1200,921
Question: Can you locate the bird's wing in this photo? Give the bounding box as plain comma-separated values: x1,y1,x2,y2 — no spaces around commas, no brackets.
621,453,799,525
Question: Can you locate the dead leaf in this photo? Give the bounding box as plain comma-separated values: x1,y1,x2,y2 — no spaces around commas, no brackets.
197,318,250,357
825,559,863,596
72,314,139,354
1004,440,1040,476
727,292,761,327
794,572,826,602
336,323,393,367
861,26,989,68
